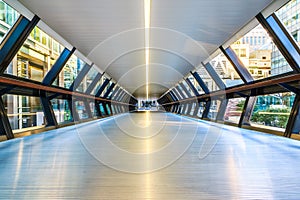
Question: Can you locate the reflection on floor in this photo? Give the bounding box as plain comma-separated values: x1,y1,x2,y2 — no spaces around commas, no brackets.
0,112,300,199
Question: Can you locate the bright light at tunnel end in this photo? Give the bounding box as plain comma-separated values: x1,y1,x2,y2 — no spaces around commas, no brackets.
144,0,151,101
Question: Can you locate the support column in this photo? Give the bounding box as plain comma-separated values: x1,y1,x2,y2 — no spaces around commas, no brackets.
42,47,76,86
0,15,40,74
284,95,300,138
69,63,92,91
238,96,257,127
40,91,58,127
0,97,14,139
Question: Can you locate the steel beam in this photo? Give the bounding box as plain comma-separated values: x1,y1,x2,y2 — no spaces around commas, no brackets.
40,91,58,127
179,82,192,98
284,95,300,137
172,88,182,100
191,71,210,94
256,13,300,72
220,46,253,83
109,85,120,100
42,47,76,86
216,99,228,121
0,15,40,74
0,96,14,139
238,96,257,127
85,73,104,94
202,62,226,90
202,101,211,119
84,100,93,119
176,85,187,99
103,83,116,98
69,63,92,91
185,77,199,96
95,78,111,97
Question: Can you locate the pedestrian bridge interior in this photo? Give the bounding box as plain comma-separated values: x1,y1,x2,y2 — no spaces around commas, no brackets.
0,0,300,199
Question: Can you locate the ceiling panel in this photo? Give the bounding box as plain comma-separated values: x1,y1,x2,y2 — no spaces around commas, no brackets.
16,0,274,98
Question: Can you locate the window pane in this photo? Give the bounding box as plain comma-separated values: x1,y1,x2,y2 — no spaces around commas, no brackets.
51,99,73,124
208,52,244,87
250,92,295,131
197,102,206,118
183,78,197,96
230,23,293,80
187,75,204,95
224,98,246,124
76,66,99,92
76,101,89,120
208,100,220,120
0,0,20,43
195,65,219,92
53,55,85,88
5,26,64,82
3,94,46,131
177,85,188,99
275,0,300,48
91,76,107,96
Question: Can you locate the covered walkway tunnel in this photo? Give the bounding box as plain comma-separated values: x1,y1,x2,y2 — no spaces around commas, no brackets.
0,0,300,199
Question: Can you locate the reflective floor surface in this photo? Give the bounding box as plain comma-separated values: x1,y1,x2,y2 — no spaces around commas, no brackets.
0,112,300,199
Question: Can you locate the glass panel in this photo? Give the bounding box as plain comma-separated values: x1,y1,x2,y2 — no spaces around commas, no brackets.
5,26,64,82
89,102,97,118
177,85,188,99
53,55,85,89
75,101,89,120
197,102,206,118
51,99,73,124
172,88,183,100
91,76,107,95
184,77,198,96
76,66,98,92
105,104,111,115
275,0,300,48
195,65,219,92
224,97,246,124
250,92,295,131
101,81,111,97
189,103,196,115
0,0,20,43
230,23,293,80
208,100,220,120
99,103,106,115
3,94,46,131
110,104,116,115
208,52,243,87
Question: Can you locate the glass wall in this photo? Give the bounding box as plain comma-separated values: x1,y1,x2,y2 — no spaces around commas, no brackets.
177,85,188,99
3,94,46,131
187,75,205,95
53,55,85,89
224,98,246,124
51,99,73,124
75,101,89,120
274,0,300,74
195,65,219,92
5,26,64,82
74,66,100,93
250,92,295,130
91,75,108,96
197,102,206,118
208,100,220,120
230,22,293,80
0,0,19,43
208,52,244,87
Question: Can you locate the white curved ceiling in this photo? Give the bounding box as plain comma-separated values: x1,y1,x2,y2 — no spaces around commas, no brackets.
15,0,274,98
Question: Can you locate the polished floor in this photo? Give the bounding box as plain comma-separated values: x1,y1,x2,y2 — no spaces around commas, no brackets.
1,112,300,199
